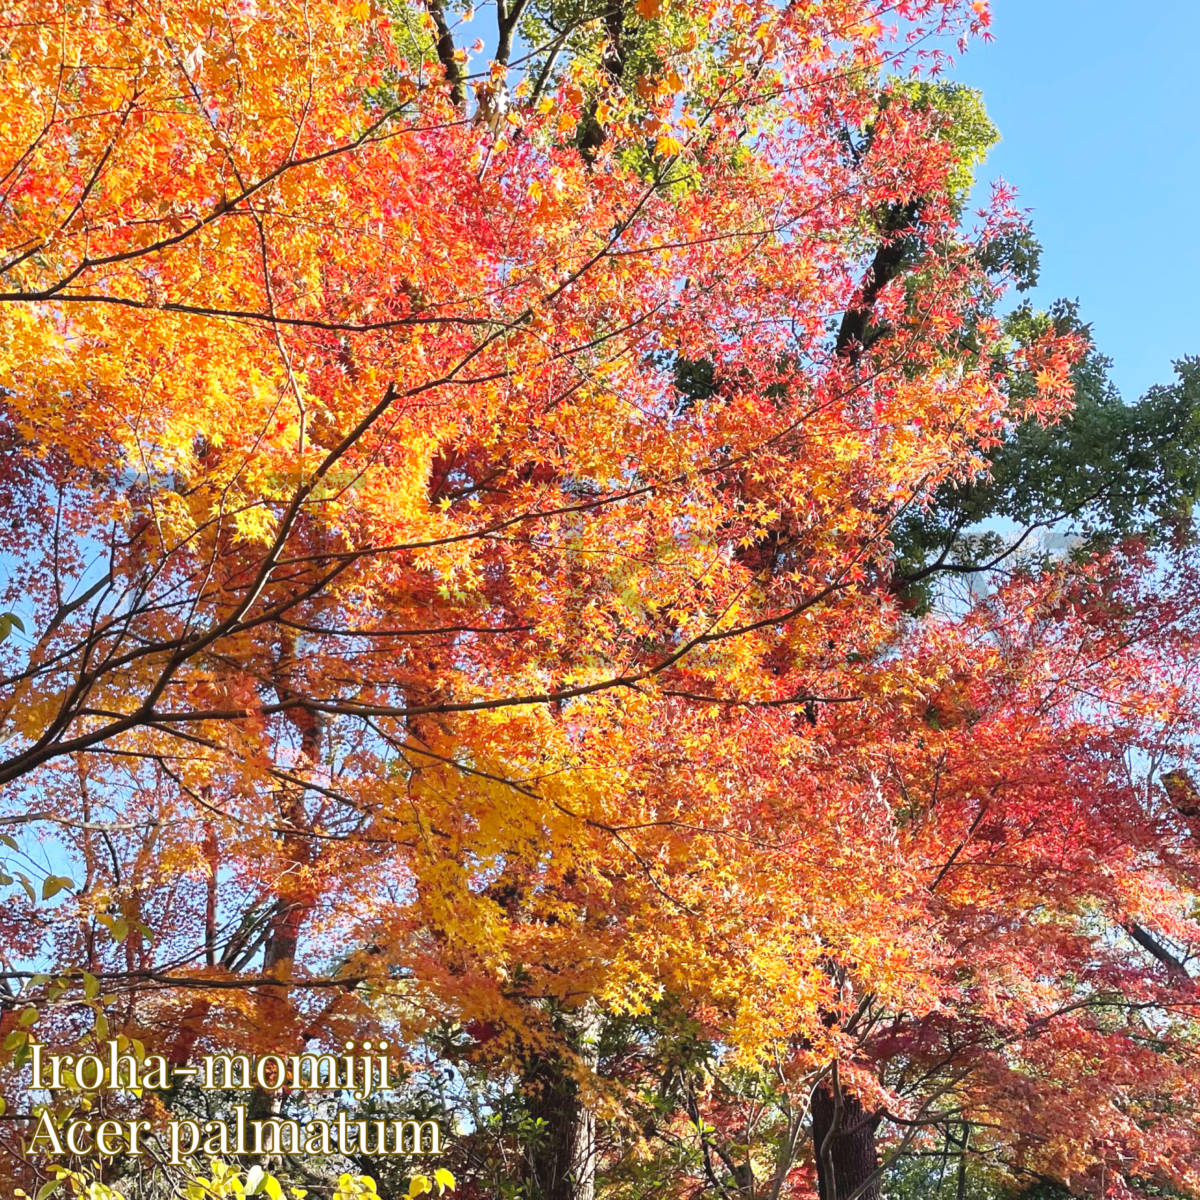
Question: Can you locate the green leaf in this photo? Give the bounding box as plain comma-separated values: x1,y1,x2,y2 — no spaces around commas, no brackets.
15,872,36,903
83,973,100,1000
246,1166,265,1194
0,613,25,643
41,875,73,901
34,1178,60,1200
17,1006,39,1027
0,833,18,850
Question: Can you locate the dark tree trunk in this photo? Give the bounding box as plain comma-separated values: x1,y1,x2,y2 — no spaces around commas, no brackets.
812,1085,881,1200
577,0,627,162
523,1004,602,1200
834,199,923,363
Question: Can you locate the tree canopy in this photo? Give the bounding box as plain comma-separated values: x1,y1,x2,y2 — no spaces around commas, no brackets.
1,3,1199,1200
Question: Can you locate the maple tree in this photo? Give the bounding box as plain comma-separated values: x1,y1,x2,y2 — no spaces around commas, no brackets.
1,1,1199,1199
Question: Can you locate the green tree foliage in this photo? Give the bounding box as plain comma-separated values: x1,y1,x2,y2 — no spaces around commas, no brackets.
893,302,1200,608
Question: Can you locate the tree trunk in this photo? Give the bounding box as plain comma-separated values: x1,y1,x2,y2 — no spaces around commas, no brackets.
523,1003,603,1200
812,1084,880,1200
249,640,323,1159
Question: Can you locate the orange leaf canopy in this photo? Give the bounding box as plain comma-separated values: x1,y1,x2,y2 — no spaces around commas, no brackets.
2,0,1198,1194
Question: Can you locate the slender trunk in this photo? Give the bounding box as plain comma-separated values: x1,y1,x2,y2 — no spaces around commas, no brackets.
203,816,219,967
812,1085,880,1200
523,1003,603,1200
249,639,322,1151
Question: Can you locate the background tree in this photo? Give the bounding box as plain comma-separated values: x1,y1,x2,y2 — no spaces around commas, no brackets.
892,306,1200,609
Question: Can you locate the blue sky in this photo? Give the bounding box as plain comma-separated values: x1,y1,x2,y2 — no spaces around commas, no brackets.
950,0,1200,400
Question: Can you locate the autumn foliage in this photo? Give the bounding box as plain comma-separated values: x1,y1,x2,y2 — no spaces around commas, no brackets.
1,0,1199,1198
